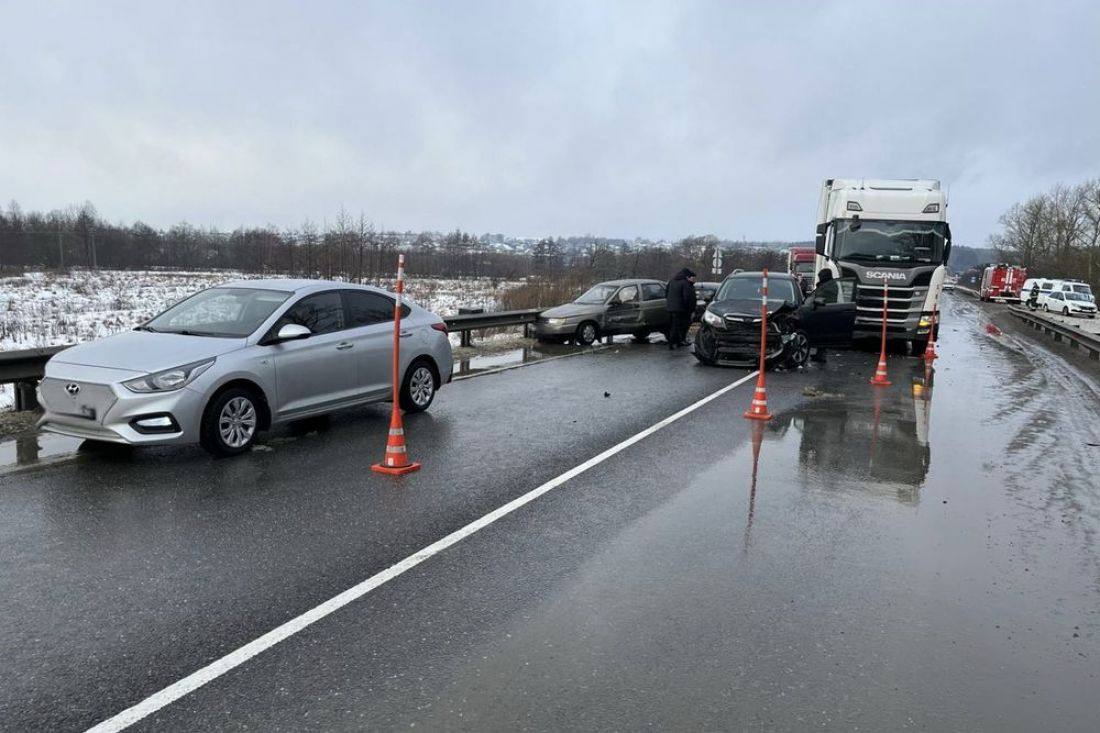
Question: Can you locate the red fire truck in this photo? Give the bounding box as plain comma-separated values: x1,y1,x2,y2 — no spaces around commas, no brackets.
979,264,1027,302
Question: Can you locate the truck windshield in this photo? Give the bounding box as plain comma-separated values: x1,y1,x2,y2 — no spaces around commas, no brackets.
834,220,947,264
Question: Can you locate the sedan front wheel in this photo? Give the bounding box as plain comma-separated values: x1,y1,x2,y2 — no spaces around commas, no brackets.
201,387,260,457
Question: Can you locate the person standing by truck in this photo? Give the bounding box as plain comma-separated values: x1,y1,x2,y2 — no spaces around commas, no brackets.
666,267,697,349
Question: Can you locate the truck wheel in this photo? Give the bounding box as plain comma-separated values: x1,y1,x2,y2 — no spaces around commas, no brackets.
632,329,652,343
575,321,599,346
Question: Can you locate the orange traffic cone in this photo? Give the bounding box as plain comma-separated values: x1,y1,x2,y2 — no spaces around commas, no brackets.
922,307,939,362
869,353,892,386
372,405,421,476
870,282,892,386
743,372,773,420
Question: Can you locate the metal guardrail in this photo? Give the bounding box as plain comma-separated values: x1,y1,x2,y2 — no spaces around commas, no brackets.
1008,306,1100,360
0,310,545,410
444,308,542,347
0,346,71,410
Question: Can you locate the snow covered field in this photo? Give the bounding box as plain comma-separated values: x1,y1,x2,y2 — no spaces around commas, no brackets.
0,269,521,409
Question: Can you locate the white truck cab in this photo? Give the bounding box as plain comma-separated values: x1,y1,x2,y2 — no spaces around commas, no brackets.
814,178,951,348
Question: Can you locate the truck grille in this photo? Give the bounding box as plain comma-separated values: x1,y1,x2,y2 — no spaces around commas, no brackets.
855,284,928,333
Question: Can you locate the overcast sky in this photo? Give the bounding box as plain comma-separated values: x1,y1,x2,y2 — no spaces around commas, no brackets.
2,0,1099,244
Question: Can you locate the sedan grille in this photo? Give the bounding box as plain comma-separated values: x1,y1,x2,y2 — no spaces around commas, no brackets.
40,378,117,424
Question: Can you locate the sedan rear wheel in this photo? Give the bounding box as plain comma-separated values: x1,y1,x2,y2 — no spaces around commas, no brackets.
1063,307,1070,317
201,387,260,457
399,360,437,412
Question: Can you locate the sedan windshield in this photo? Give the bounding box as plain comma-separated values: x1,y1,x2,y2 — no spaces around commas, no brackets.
575,284,619,304
834,219,947,264
716,277,798,304
145,287,292,337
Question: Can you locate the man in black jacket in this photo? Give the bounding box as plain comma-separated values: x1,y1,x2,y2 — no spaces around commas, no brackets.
666,267,698,349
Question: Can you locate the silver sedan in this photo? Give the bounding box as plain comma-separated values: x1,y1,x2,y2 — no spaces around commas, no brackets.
37,280,454,456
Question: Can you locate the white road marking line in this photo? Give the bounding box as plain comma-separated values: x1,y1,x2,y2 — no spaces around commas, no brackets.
86,370,759,733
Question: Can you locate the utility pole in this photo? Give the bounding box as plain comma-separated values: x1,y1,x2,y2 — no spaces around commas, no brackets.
58,227,64,269
90,229,97,269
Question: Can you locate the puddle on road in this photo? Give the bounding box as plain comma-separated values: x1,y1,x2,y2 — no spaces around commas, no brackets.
0,432,85,473
453,344,588,377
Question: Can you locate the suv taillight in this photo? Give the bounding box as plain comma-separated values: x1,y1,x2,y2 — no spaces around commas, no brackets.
431,322,449,334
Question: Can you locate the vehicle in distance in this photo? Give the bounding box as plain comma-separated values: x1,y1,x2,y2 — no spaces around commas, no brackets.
37,280,453,456
693,281,720,322
979,264,1027,302
787,246,816,295
533,279,670,345
812,178,951,349
694,271,857,368
1043,290,1097,318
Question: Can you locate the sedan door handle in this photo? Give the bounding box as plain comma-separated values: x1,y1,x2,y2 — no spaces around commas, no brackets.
336,342,354,350
399,331,413,338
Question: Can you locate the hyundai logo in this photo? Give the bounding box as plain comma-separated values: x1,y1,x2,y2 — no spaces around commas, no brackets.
65,383,81,396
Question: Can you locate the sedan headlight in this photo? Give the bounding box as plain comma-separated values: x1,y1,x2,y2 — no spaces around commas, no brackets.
703,310,724,328
546,318,567,326
123,359,215,393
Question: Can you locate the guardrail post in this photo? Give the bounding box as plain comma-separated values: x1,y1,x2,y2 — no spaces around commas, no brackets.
14,381,39,412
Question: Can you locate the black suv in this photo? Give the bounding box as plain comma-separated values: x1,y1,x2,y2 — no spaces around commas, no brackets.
693,271,857,368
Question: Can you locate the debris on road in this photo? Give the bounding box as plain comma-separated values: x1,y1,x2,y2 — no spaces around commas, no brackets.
802,386,844,399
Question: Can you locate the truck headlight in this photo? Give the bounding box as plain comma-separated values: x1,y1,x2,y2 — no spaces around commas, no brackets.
123,359,215,393
703,310,724,328
918,316,933,329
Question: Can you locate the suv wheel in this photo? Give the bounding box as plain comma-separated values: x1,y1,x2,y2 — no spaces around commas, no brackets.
785,330,810,367
400,360,437,412
201,387,260,457
693,325,718,366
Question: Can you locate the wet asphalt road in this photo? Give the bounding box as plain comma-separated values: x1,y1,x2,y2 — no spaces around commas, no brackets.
2,294,1099,731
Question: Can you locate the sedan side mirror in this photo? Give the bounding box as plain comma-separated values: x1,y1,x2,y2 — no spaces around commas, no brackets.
276,323,312,342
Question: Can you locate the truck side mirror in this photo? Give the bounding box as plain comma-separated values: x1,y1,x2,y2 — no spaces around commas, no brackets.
815,223,828,255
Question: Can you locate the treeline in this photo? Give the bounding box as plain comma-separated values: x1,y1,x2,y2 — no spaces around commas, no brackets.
0,201,787,286
991,179,1100,290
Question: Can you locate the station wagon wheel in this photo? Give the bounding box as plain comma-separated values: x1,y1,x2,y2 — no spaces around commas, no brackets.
200,387,260,457
1063,307,1070,316
400,360,437,413
786,330,811,367
576,321,599,346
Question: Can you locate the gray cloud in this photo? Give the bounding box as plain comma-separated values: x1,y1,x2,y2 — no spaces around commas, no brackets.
2,0,1098,244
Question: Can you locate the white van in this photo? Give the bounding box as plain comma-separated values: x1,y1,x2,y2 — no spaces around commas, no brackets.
1050,280,1095,303
1024,278,1095,308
